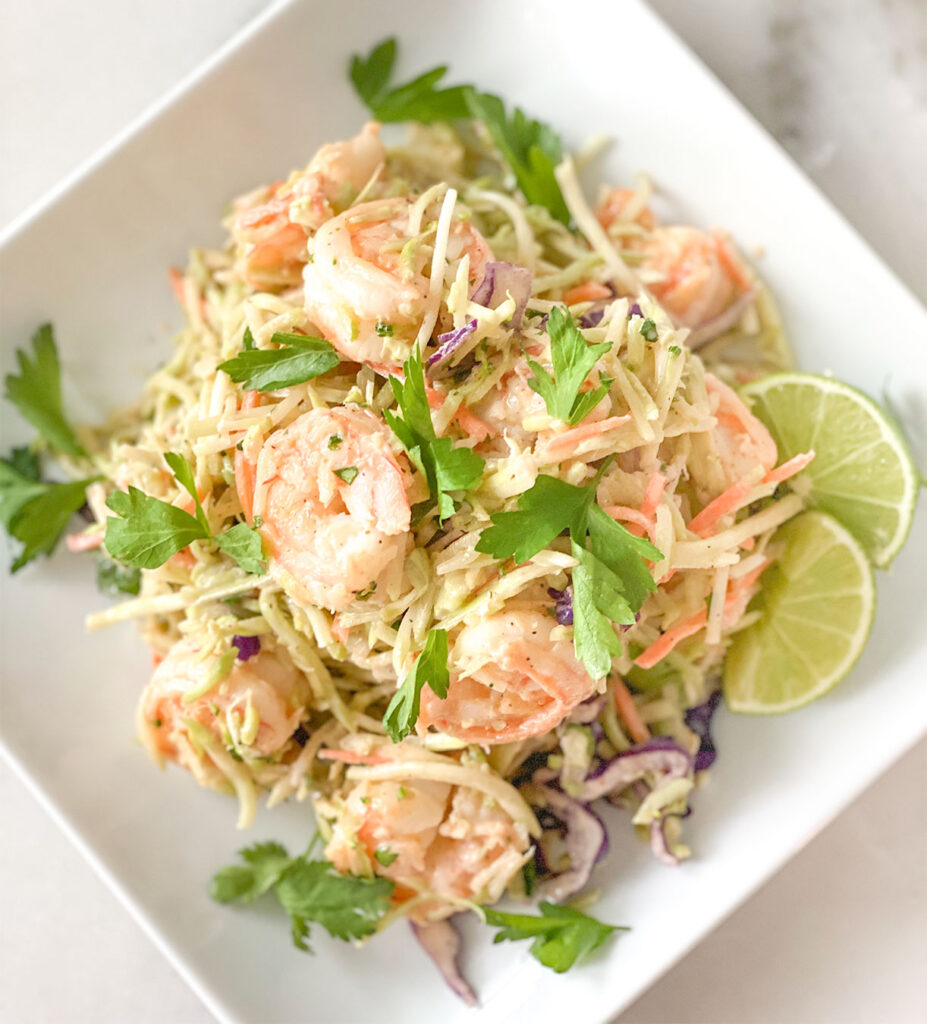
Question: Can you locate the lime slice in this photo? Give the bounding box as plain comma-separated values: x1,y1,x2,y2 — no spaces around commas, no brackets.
742,372,918,568
724,510,875,714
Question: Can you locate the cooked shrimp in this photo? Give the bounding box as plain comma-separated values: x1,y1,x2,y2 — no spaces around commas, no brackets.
231,122,385,289
705,372,777,481
638,226,737,327
596,186,656,231
302,196,493,366
419,608,598,744
137,638,306,784
325,774,531,921
252,406,412,612
467,360,546,446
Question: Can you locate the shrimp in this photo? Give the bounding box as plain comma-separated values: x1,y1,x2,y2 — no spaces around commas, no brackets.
467,359,546,446
325,773,531,922
231,122,385,289
705,372,777,482
638,226,738,327
252,406,412,612
302,196,493,367
419,608,598,744
137,638,306,785
597,186,656,231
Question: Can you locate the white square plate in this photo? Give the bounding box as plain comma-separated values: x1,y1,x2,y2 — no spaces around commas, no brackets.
1,1,925,1021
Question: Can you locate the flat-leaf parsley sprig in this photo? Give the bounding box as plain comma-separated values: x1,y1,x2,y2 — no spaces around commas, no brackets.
104,452,266,574
2,326,103,571
349,38,570,224
211,841,394,952
218,328,340,392
527,306,611,425
382,628,449,742
383,348,485,522
476,460,662,679
483,902,627,973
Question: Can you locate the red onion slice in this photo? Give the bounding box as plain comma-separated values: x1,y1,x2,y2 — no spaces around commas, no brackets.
649,817,682,866
410,917,477,1007
685,288,757,349
427,319,478,369
471,261,532,328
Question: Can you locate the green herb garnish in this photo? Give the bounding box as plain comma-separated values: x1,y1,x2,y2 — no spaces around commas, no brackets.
4,324,86,457
382,628,449,742
383,348,484,521
483,902,627,973
218,329,339,392
476,463,661,678
527,306,611,425
334,466,359,484
349,39,569,223
211,841,394,951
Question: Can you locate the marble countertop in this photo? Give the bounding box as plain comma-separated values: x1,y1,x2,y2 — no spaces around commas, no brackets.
1,2,925,1022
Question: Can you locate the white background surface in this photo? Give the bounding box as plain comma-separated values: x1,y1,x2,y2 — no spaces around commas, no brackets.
1,2,925,1022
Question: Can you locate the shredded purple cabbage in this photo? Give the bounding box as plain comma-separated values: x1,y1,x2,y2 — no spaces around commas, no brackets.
231,635,260,661
531,785,608,903
579,309,604,328
628,302,643,318
684,689,723,771
547,586,574,625
471,262,532,328
578,737,692,802
427,319,478,369
410,918,476,1006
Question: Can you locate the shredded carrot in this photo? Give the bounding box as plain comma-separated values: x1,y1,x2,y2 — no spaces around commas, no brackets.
740,536,756,551
170,548,197,570
763,450,815,485
635,608,708,670
234,450,256,523
613,678,651,744
687,480,754,537
543,414,631,457
563,281,612,305
640,471,667,518
318,748,388,765
454,404,495,442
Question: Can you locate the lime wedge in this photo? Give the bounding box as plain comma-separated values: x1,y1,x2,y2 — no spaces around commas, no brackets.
742,372,918,567
724,510,874,714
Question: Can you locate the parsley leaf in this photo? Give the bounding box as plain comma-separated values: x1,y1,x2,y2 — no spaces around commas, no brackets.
349,40,569,222
211,841,293,904
466,91,570,224
374,847,398,867
163,452,209,534
333,466,359,484
476,466,662,679
275,861,394,942
95,553,141,596
483,902,626,973
4,324,86,457
104,486,208,568
105,454,267,573
214,522,267,575
0,452,47,529
7,477,100,573
475,474,592,564
210,842,394,951
350,37,470,123
527,307,611,425
382,628,449,742
350,38,397,106
383,348,484,522
218,331,339,392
